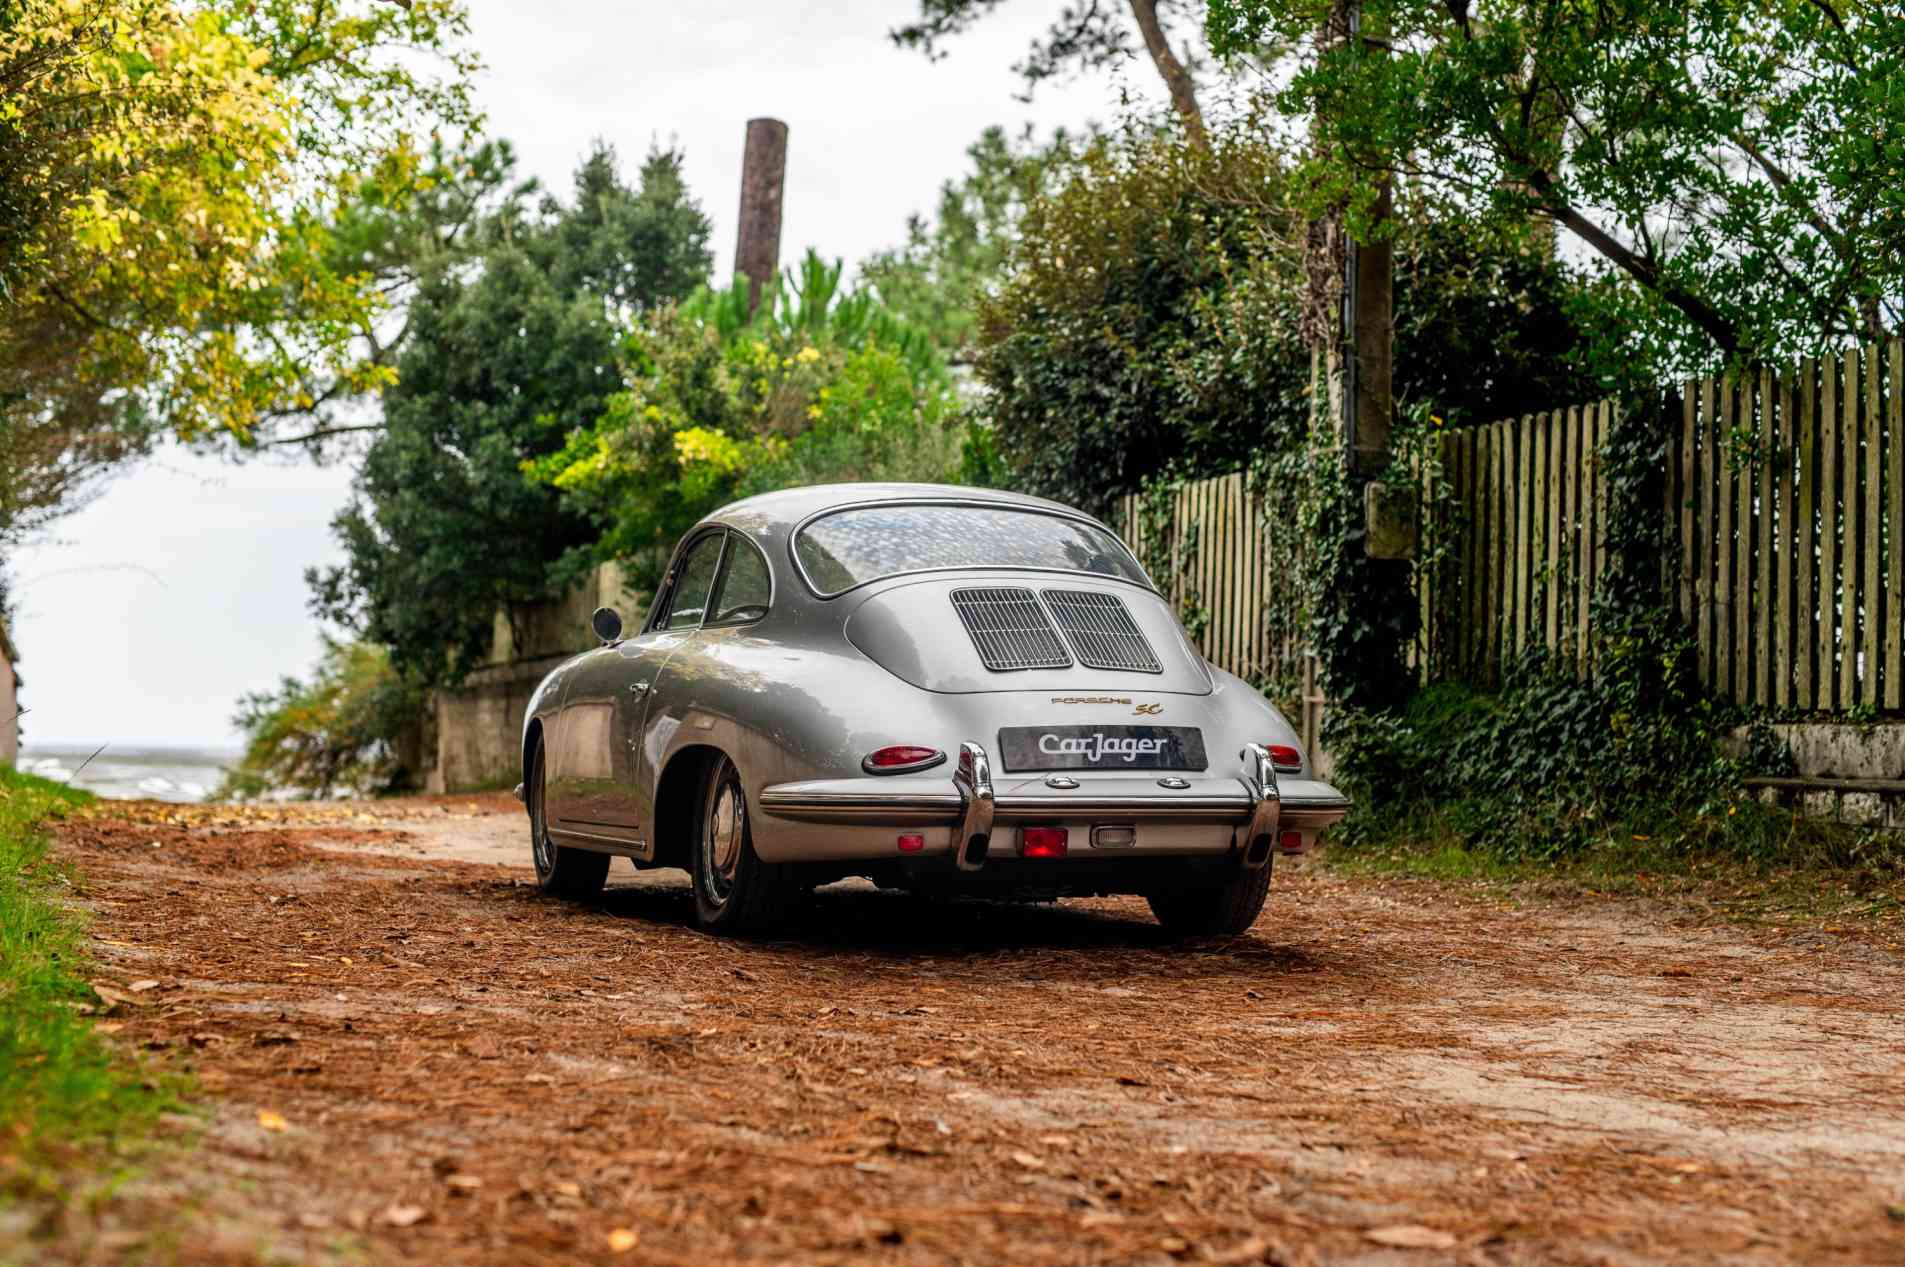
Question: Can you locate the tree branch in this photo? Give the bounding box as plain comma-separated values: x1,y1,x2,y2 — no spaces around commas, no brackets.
1520,169,1741,357
1128,0,1209,148
256,422,387,449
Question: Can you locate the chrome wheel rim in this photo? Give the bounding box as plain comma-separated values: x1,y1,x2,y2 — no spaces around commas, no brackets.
703,774,743,903
530,747,554,877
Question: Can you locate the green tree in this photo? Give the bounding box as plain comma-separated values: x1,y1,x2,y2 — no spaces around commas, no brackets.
975,123,1598,514
530,251,969,581
309,144,714,685
1206,0,1905,372
0,0,478,538
219,641,429,800
861,125,1079,359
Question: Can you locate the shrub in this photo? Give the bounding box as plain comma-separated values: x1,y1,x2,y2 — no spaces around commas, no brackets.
220,641,428,800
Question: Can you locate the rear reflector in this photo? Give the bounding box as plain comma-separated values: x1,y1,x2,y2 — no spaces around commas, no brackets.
897,833,925,853
1267,744,1303,772
1019,826,1068,858
863,745,946,774
1277,830,1305,853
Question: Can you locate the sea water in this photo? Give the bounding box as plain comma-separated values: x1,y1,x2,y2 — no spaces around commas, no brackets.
18,744,239,803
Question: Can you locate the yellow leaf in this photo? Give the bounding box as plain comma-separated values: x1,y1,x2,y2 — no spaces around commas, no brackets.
257,1109,289,1132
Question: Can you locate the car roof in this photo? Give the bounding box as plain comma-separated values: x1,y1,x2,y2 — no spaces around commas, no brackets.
708,483,1104,538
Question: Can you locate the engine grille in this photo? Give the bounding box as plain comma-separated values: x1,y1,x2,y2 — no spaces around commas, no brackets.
1042,589,1163,673
950,587,1072,671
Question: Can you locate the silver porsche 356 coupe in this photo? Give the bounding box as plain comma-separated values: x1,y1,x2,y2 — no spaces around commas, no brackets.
517,483,1349,936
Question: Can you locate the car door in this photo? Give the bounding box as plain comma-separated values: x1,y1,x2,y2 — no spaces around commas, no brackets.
544,641,627,835
618,529,730,841
630,531,777,834
547,531,727,840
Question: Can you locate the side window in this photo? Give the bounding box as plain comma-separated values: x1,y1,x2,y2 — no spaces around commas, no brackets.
709,535,772,624
663,533,726,630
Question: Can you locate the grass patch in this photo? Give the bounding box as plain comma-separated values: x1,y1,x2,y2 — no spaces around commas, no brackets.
0,769,182,1199
1330,799,1905,931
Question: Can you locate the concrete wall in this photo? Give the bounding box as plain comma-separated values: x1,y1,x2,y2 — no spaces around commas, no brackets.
426,564,643,794
1733,722,1905,830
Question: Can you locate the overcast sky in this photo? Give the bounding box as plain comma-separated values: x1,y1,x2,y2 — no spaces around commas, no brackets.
12,0,1175,750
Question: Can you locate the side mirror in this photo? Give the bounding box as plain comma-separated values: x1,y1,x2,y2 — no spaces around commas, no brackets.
590,606,623,644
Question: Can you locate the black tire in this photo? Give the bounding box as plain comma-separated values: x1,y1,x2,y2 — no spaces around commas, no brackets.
690,753,797,933
1146,861,1272,937
527,736,610,900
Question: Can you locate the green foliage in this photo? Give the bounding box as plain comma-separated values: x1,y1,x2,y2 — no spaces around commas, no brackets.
0,0,480,540
1295,440,1420,713
0,769,179,1194
309,143,713,685
862,125,1080,356
530,251,969,585
978,123,1310,516
1317,610,1892,878
220,641,429,800
1206,0,1905,374
982,121,1599,516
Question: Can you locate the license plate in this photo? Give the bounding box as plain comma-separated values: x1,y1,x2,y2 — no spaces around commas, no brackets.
997,725,1208,772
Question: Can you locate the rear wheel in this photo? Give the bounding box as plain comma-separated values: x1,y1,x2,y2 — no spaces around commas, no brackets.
527,736,610,900
691,754,797,933
1146,861,1271,937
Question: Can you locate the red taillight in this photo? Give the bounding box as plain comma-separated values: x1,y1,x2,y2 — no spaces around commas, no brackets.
1278,829,1305,854
1267,744,1303,772
897,833,925,853
1019,826,1068,859
863,745,945,774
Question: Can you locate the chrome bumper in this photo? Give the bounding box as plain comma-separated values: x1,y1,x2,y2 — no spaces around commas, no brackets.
756,741,1350,868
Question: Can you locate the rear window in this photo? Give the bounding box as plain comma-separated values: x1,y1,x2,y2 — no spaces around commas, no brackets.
794,504,1150,596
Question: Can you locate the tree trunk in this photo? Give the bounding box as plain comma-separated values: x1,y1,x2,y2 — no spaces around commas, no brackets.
1128,0,1208,149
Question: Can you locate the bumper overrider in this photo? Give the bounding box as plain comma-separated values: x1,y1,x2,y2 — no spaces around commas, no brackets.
756,741,1350,869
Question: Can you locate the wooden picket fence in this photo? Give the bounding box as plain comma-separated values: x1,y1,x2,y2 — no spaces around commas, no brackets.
1118,337,1904,716
1416,400,1618,684
1115,472,1323,748
1671,343,1902,712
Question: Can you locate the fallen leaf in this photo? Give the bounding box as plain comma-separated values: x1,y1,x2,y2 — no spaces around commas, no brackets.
90,983,142,1009
1009,1150,1044,1170
606,1228,639,1252
524,1072,554,1085
1206,1236,1270,1265
443,1173,481,1194
257,1110,289,1132
381,1204,428,1228
1365,1225,1457,1250
127,979,161,993
1661,967,1695,978
1887,1204,1905,1223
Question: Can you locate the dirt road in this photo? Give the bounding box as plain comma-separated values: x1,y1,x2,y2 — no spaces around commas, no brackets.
30,797,1905,1266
